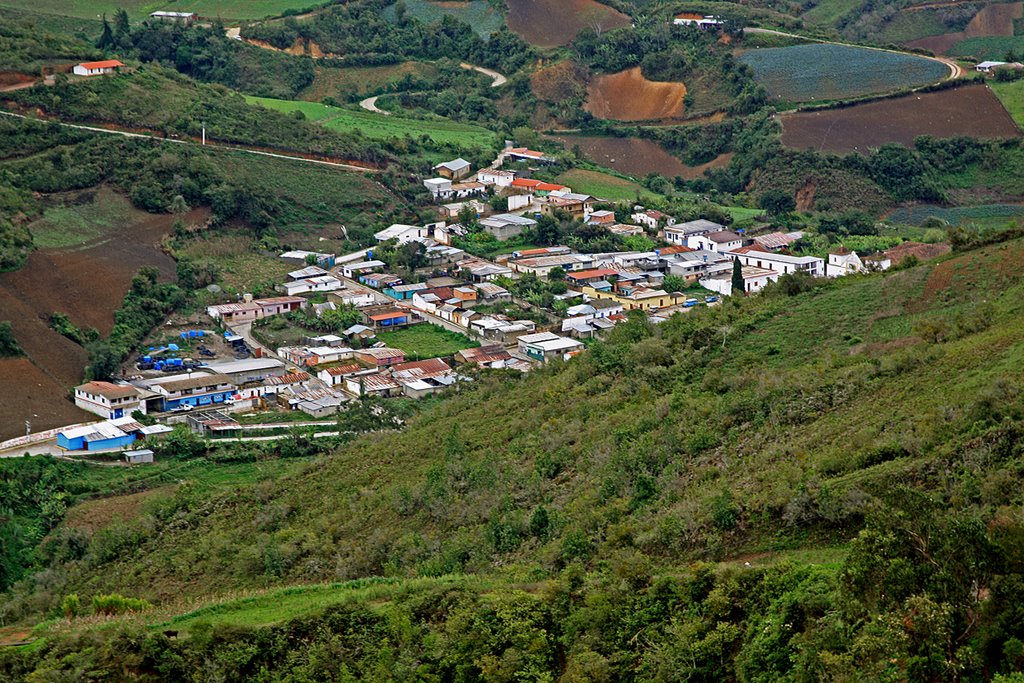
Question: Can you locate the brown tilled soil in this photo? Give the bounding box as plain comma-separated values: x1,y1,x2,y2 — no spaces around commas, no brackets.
585,67,687,121
780,84,1020,154
506,0,631,48
554,134,732,179
906,1,1022,54
0,206,209,440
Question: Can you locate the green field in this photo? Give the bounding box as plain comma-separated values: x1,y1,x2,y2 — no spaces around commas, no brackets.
28,187,146,249
376,324,478,359
555,168,659,203
300,62,439,102
739,43,949,102
381,0,503,39
0,0,323,20
886,203,1024,228
949,35,1024,62
991,78,1024,126
801,0,862,26
246,95,498,150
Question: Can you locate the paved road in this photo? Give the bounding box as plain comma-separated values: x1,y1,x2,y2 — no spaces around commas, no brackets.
228,321,280,360
0,110,381,174
741,27,963,79
460,63,507,87
359,96,390,115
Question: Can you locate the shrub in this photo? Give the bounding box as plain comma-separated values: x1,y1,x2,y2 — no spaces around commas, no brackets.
91,593,152,616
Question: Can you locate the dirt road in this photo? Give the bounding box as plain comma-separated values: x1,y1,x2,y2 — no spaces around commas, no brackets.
460,63,507,87
359,95,390,115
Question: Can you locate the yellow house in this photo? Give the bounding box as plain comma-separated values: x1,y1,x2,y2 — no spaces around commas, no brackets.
581,285,684,311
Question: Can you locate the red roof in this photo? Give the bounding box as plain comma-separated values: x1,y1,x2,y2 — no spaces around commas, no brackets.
657,245,692,255
79,60,125,70
509,147,545,158
391,358,450,378
369,311,407,321
567,268,619,281
77,381,137,399
511,178,568,191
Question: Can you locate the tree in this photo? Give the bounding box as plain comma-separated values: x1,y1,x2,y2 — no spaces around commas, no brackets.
97,15,114,49
758,189,796,216
169,194,189,216
548,266,566,281
730,258,744,296
662,274,686,293
85,341,120,381
0,321,22,358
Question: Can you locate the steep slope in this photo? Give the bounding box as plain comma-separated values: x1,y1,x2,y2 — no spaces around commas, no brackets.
4,234,1024,680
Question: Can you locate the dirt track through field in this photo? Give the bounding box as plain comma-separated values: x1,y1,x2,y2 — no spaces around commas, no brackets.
907,2,1022,54
0,206,207,440
780,84,1020,154
585,67,687,121
505,0,630,47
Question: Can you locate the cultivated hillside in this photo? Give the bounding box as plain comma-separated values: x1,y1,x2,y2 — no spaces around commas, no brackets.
4,233,1024,680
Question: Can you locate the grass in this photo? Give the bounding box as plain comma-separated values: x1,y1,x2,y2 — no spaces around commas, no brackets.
29,187,145,249
299,62,439,102
246,95,498,150
381,0,503,39
376,324,478,359
991,78,1024,126
940,145,1024,197
739,43,949,102
949,36,1024,62
886,203,1024,229
801,0,862,26
0,0,325,20
177,233,295,293
555,168,659,203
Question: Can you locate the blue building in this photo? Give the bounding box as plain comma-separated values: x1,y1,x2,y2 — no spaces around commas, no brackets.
148,373,236,412
58,423,136,451
384,283,428,300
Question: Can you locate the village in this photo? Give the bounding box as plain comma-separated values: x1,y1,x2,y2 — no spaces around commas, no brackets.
0,143,953,459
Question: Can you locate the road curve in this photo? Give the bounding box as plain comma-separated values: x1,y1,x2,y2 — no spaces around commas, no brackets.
359,95,391,115
460,62,507,87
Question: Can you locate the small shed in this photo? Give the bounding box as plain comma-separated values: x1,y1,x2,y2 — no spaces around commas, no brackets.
124,449,154,465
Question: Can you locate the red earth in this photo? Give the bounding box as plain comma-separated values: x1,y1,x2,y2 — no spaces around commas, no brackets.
585,67,687,122
906,2,1022,54
505,0,631,48
780,84,1020,154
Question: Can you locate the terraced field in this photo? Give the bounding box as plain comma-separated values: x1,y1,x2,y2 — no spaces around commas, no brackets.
740,43,950,102
505,0,630,48
382,0,504,38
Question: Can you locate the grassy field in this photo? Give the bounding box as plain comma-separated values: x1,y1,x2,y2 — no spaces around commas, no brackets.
381,0,503,39
299,62,439,102
246,95,497,150
177,234,294,294
886,203,1024,229
28,187,147,249
555,168,660,203
801,0,862,26
991,78,1024,126
949,36,1024,61
376,324,478,359
0,0,323,20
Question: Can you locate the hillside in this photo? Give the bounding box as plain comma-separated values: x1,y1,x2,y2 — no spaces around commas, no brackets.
3,232,1024,679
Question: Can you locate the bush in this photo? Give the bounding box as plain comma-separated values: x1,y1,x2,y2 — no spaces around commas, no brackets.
91,593,152,615
0,321,21,357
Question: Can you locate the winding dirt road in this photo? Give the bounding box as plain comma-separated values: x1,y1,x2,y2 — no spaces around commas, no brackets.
359,95,390,115
460,62,507,87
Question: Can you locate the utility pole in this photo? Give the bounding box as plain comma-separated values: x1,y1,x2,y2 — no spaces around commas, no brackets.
25,419,30,436
201,121,206,145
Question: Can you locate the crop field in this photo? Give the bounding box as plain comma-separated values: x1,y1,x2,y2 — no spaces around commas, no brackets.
177,233,295,293
29,187,149,249
908,2,1022,54
801,0,862,26
948,35,1024,60
585,67,687,121
739,43,949,102
299,62,438,102
0,0,322,20
780,84,1020,154
886,203,1024,228
0,358,91,441
992,78,1024,126
553,134,732,180
381,0,503,38
505,0,630,48
376,324,477,359
555,169,661,202
246,95,497,150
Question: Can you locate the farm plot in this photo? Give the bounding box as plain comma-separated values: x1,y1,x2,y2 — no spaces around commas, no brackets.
780,84,1020,154
555,169,662,202
382,0,503,38
908,2,1022,55
0,0,319,20
739,43,950,102
376,324,477,359
585,67,687,121
886,203,1024,227
992,78,1024,126
299,62,439,102
553,134,732,179
505,0,631,48
246,95,497,149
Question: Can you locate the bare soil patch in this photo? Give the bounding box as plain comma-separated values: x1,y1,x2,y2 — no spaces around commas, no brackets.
0,358,91,440
907,1,1022,54
585,67,687,121
554,134,732,179
506,0,630,48
780,84,1020,154
63,486,176,535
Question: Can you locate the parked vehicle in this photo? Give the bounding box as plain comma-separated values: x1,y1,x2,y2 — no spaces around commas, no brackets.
683,298,699,308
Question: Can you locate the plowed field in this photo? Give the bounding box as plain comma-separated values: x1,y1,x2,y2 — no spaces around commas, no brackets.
585,67,687,121
553,134,732,179
505,0,630,48
780,84,1020,154
907,2,1022,54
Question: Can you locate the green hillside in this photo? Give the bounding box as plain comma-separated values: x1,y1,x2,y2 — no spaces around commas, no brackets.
4,231,1024,679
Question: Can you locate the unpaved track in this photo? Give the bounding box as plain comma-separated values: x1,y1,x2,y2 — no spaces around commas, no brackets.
460,62,507,87
359,95,390,115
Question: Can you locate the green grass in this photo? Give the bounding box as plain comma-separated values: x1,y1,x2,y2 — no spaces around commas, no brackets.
949,36,1024,62
886,203,1024,229
873,10,948,45
28,187,145,249
300,62,439,102
376,324,478,359
0,0,324,20
381,0,503,39
940,145,1024,197
801,0,862,26
246,95,497,150
555,168,660,203
991,78,1024,126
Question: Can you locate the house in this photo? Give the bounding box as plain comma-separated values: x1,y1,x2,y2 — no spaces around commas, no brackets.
282,275,343,295
976,60,1024,73
258,371,312,396
666,250,736,281
470,316,537,343
311,301,337,317
450,181,486,199
306,333,348,348
505,147,552,163
277,345,354,367
149,10,198,22
664,219,724,245
825,248,865,277
439,200,487,220
375,224,428,244
728,248,824,277
674,13,724,28
278,387,350,416
344,373,402,397
124,449,155,464
517,332,584,363
74,382,145,419
318,363,367,386
425,245,466,267
543,192,595,220
58,422,135,452
288,265,328,280
73,59,125,77
587,210,617,225
343,324,376,341
688,230,743,253
456,256,514,281
475,282,510,302
878,241,951,269
752,231,799,251
479,213,537,240
572,297,624,318
145,373,236,412
582,285,683,311
354,347,406,367
364,309,412,329
433,158,472,180
700,266,779,296
566,268,620,286
205,301,262,324
509,178,569,195
342,260,387,279
359,273,403,289
255,296,307,317
608,223,645,237
631,209,675,230
399,375,459,399
391,358,451,382
205,357,287,385
477,169,517,187
424,178,452,199
279,250,336,268
511,253,594,277
455,344,513,367
384,282,428,300
433,222,468,246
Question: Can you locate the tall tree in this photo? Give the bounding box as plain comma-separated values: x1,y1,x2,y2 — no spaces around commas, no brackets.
97,14,114,49
731,258,744,296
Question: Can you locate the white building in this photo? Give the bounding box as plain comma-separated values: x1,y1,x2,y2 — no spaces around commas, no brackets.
664,219,724,245
631,209,675,230
74,381,145,419
282,275,343,295
687,230,743,253
729,249,824,277
73,59,125,76
374,224,428,244
825,248,865,277
700,266,779,296
477,169,516,187
479,213,537,240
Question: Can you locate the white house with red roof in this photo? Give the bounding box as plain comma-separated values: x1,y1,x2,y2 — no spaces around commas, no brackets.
73,60,125,76
74,381,145,419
